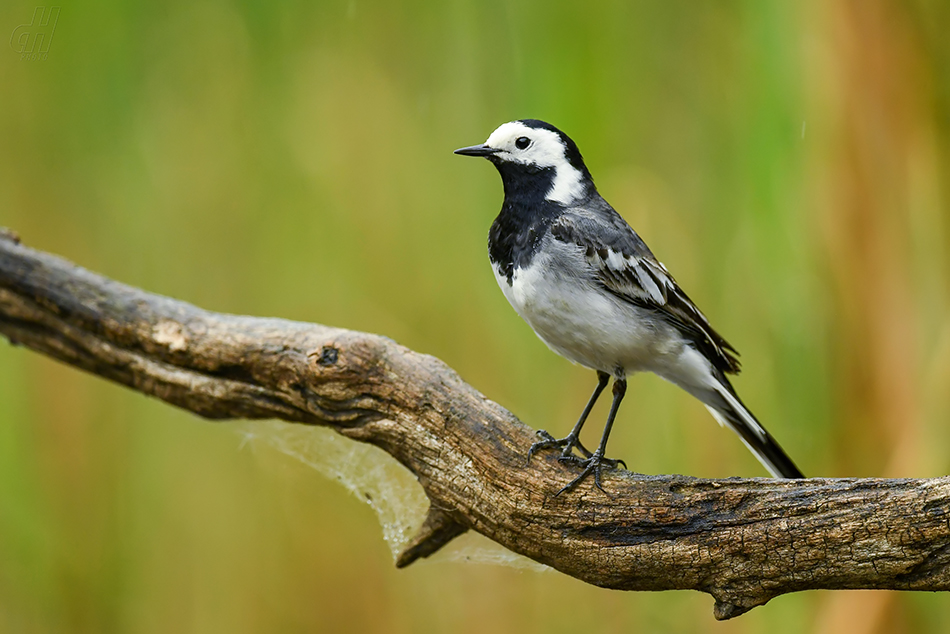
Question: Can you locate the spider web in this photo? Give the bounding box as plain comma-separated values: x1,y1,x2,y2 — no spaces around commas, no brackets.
232,420,548,571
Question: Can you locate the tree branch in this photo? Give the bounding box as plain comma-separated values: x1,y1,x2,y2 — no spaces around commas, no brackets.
1,226,949,620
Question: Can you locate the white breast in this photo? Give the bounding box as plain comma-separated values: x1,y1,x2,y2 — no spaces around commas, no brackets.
492,236,685,376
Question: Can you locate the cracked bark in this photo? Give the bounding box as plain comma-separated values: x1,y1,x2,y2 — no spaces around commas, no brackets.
1,226,949,620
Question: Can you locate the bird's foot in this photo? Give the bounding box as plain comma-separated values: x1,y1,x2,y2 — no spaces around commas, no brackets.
555,451,627,497
527,430,592,464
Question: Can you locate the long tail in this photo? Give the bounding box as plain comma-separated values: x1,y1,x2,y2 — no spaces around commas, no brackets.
703,379,804,479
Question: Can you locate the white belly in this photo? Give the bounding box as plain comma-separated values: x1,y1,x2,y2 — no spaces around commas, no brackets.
493,244,685,376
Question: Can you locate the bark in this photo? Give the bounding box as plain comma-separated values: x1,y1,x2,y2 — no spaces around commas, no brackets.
1,226,949,620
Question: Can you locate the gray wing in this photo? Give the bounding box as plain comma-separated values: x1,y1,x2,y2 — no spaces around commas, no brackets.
550,204,741,375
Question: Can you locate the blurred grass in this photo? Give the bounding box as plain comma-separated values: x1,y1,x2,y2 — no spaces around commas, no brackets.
2,0,950,632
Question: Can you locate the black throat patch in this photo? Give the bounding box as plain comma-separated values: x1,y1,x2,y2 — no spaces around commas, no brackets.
488,195,562,285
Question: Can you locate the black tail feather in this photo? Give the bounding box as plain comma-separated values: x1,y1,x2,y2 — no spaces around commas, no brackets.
705,388,804,479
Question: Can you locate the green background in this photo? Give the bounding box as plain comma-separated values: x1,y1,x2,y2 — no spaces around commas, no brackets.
3,1,950,632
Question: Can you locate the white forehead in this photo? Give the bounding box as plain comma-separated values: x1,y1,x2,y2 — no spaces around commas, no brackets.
484,121,569,169
485,121,535,146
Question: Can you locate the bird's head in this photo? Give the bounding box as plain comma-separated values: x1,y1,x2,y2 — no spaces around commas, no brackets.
455,119,595,205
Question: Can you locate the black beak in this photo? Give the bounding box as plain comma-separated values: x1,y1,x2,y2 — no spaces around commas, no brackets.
454,144,500,157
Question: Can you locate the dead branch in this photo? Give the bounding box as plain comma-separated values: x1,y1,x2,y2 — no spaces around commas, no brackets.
1,226,949,620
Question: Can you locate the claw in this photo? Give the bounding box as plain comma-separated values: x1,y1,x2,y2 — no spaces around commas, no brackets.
526,430,592,465
553,451,625,496
525,430,557,464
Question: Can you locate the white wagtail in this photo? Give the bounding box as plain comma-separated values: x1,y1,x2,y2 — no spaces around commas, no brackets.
455,119,804,494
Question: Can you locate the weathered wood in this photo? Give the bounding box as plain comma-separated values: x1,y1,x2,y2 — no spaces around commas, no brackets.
1,227,948,620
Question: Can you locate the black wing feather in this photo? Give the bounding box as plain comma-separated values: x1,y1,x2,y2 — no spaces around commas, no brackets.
550,203,742,375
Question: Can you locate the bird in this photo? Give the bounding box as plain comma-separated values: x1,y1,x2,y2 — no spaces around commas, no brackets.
455,119,804,494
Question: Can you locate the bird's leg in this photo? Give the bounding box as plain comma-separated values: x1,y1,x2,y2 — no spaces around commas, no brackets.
556,378,628,496
527,371,610,463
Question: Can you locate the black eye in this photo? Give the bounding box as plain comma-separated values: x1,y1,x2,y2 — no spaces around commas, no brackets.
515,136,531,150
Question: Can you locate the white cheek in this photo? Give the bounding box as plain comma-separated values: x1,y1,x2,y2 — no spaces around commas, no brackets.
545,165,585,204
